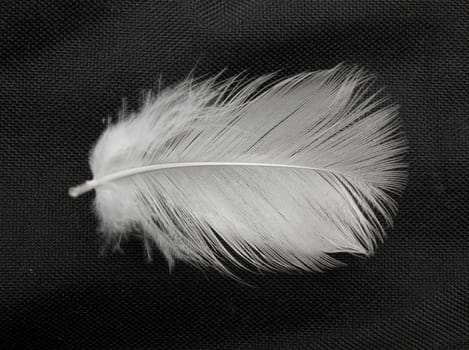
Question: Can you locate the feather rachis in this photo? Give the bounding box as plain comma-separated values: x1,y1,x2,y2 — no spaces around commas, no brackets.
70,65,407,273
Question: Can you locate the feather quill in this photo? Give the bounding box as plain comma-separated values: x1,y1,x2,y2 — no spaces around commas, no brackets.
69,65,407,273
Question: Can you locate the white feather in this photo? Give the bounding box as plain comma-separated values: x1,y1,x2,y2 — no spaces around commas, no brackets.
69,65,407,273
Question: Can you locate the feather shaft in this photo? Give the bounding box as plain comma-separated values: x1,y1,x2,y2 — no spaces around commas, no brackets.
69,161,351,197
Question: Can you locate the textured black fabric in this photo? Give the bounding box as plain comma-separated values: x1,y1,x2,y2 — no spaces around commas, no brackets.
2,1,468,349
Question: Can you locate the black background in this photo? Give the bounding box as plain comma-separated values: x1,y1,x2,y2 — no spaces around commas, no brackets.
2,1,469,349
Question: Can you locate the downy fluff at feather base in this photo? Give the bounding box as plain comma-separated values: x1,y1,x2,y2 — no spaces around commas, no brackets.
69,65,407,273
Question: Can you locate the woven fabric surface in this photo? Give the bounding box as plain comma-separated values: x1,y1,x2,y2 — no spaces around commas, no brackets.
1,1,468,349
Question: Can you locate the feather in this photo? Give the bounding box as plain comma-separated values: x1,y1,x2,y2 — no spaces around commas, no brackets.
69,65,407,273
